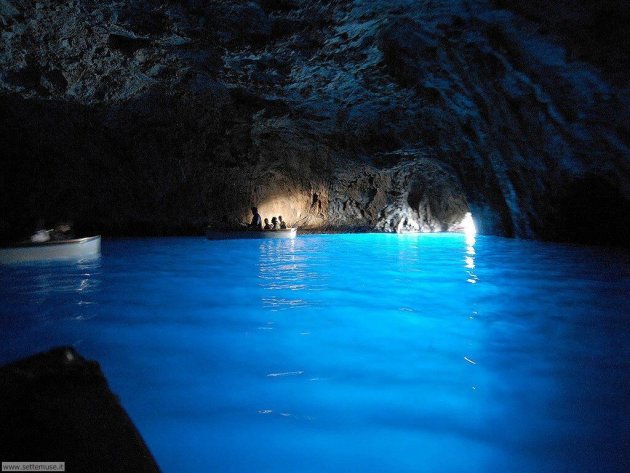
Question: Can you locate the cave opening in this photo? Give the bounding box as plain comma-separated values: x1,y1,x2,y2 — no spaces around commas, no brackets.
400,168,472,233
459,212,477,235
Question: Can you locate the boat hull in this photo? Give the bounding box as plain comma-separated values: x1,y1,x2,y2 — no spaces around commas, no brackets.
0,236,101,264
206,228,297,240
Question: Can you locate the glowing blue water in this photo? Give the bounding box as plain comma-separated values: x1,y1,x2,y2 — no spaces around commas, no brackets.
1,234,629,472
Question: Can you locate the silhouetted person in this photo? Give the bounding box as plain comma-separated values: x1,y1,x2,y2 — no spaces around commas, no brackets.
278,216,287,229
271,217,279,230
31,219,50,243
249,207,262,230
50,222,74,241
263,218,273,230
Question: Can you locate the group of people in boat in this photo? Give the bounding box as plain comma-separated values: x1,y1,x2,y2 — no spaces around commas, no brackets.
248,207,287,231
30,220,74,243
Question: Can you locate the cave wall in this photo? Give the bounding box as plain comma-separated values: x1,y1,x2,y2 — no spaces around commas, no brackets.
0,0,628,245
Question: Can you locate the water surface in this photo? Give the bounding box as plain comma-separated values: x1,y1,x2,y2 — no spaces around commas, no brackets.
1,234,629,472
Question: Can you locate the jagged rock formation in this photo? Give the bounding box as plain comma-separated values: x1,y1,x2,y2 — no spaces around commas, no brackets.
1,0,628,245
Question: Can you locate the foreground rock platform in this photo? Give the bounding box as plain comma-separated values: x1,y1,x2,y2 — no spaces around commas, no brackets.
0,347,160,473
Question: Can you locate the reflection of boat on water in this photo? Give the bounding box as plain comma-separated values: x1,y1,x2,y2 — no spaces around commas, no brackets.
206,228,298,240
0,236,101,264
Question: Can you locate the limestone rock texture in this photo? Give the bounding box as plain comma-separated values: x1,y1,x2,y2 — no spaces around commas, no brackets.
1,0,628,245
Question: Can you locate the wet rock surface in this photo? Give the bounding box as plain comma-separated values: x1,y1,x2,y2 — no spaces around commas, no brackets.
0,347,160,472
1,0,628,245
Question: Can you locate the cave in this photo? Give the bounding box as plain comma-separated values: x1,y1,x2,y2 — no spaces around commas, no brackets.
1,1,629,472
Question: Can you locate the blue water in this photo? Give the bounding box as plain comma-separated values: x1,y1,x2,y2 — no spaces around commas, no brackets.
1,234,629,472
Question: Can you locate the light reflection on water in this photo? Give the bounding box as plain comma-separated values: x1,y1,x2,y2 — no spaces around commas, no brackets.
1,257,102,329
0,234,629,473
258,239,310,310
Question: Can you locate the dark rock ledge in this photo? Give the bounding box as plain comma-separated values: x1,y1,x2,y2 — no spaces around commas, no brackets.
0,347,160,473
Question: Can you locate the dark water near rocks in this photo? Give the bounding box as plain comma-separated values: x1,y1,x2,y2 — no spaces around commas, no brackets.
1,234,629,472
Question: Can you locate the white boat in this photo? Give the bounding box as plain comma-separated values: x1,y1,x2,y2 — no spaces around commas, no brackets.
206,228,297,240
0,236,101,264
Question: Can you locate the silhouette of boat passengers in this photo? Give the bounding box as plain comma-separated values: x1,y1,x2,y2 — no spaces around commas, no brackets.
31,220,50,243
50,222,74,240
247,207,289,231
249,207,262,230
30,220,74,243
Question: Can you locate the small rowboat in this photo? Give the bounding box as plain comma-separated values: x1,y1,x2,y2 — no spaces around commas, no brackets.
0,236,101,264
206,228,297,240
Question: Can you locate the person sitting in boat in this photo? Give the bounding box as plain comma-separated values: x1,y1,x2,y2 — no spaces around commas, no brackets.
271,217,279,230
50,222,74,241
263,218,273,230
31,229,50,243
249,207,262,231
278,216,287,229
30,220,50,243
